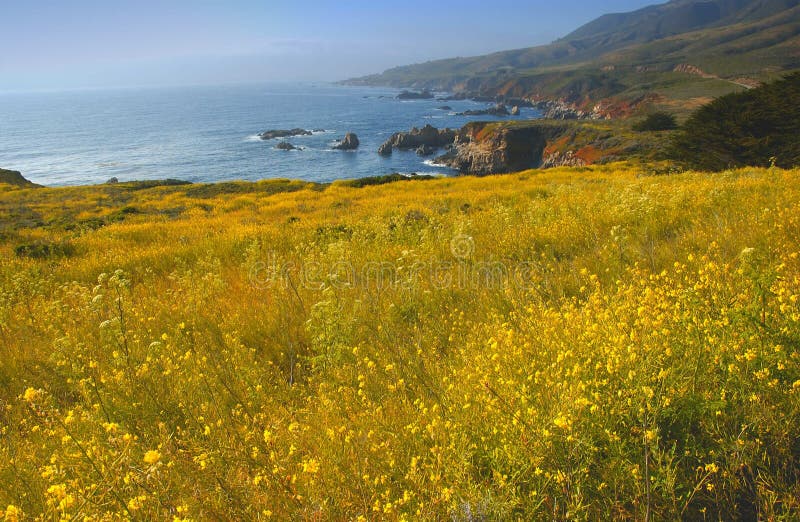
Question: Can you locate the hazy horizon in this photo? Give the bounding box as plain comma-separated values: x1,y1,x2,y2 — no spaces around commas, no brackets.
2,0,656,92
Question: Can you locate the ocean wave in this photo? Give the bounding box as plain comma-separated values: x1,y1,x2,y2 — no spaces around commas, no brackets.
328,147,359,153
389,171,450,178
423,159,450,168
246,130,328,142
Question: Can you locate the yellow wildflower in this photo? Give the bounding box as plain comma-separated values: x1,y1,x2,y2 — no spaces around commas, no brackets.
22,388,38,402
143,450,161,465
302,458,320,474
553,416,570,429
4,504,22,522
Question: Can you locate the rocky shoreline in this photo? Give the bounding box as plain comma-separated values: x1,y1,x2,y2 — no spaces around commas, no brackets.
432,122,568,175
250,89,627,177
378,124,456,156
429,90,611,120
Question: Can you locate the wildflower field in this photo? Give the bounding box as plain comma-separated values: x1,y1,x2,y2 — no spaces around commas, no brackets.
1,165,799,520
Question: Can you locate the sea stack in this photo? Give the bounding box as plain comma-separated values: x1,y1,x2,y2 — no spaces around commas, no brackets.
333,133,360,150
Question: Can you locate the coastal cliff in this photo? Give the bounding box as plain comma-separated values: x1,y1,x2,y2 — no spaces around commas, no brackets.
436,120,663,175
436,122,565,175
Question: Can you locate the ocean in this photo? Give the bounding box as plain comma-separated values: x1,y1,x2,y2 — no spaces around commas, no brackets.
0,83,541,186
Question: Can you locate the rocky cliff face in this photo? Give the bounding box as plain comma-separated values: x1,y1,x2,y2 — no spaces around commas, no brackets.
435,122,569,175
433,118,658,175
378,125,456,155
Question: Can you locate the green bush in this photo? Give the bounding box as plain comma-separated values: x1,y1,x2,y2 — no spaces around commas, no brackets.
14,240,75,259
633,112,678,132
335,173,434,188
670,73,800,170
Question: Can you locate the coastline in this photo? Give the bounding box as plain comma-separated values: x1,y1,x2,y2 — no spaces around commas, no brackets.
1,83,529,187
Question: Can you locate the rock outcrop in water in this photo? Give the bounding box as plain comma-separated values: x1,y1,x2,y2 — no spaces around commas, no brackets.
458,103,510,117
276,142,301,151
397,90,434,100
378,124,456,156
259,129,312,140
333,133,360,150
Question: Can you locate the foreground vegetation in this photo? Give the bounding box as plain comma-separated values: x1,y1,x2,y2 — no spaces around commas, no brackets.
1,165,800,520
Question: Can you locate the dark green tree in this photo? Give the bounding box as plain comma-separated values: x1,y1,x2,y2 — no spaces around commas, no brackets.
633,112,678,132
670,73,800,171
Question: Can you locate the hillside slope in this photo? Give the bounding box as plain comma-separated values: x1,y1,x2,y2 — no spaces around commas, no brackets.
347,0,800,114
0,168,41,189
563,0,797,46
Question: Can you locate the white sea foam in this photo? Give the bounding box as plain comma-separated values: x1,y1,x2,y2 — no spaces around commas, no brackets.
423,159,450,168
248,130,327,142
392,171,450,178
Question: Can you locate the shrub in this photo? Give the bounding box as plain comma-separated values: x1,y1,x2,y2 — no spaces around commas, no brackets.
633,112,678,132
14,240,75,259
670,73,800,170
335,173,434,188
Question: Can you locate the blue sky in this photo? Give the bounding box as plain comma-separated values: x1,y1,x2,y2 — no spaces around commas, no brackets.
2,0,657,90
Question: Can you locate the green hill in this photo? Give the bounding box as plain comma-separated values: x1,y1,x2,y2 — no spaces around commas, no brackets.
563,0,797,46
346,0,800,115
0,168,41,189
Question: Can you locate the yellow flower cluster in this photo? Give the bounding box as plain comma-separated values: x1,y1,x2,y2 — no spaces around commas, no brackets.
1,165,800,519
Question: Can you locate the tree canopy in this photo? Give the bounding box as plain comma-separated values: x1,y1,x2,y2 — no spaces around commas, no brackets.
671,73,800,171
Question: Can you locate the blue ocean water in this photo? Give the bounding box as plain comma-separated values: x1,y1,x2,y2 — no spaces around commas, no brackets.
0,83,540,186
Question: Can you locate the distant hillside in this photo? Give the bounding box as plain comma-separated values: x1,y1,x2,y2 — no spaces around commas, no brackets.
346,0,800,115
563,0,797,46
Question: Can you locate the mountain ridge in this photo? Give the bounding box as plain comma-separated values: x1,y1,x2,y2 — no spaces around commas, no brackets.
345,0,800,116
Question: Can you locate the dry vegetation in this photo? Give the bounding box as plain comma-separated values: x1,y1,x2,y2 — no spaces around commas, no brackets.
1,164,799,520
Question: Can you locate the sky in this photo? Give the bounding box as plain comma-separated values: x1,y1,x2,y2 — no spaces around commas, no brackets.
2,0,657,91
